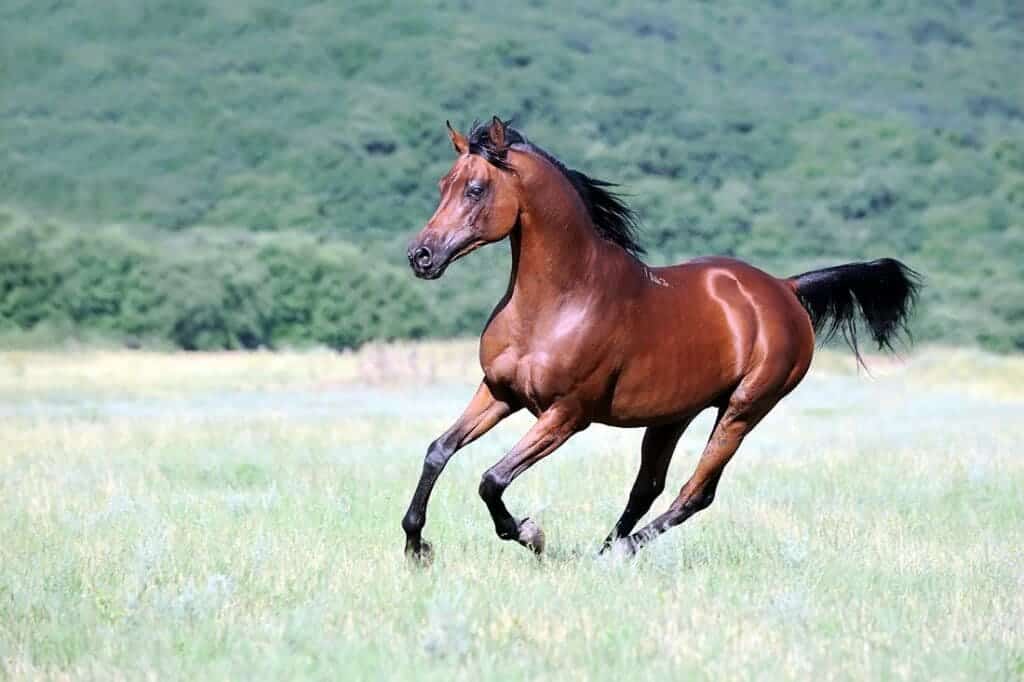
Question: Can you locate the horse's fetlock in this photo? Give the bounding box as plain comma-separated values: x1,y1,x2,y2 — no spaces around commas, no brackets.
495,520,518,540
493,514,525,540
402,511,423,536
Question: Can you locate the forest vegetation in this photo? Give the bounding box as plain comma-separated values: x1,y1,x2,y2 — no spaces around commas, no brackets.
2,1,1022,350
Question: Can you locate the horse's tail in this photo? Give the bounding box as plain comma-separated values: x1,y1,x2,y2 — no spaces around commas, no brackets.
787,258,922,366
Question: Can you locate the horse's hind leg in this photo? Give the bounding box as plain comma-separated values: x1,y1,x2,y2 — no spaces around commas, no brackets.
617,387,780,555
599,418,693,553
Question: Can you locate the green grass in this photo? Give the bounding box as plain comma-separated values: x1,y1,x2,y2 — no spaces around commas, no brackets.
1,345,1022,680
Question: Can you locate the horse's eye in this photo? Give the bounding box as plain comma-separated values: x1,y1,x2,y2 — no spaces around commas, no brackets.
465,183,485,200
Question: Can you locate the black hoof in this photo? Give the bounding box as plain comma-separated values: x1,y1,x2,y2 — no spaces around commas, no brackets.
405,538,434,566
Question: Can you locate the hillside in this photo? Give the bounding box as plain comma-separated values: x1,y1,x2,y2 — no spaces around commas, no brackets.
2,0,1022,350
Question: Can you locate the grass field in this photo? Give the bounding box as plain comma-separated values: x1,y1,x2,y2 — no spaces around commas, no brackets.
1,343,1022,680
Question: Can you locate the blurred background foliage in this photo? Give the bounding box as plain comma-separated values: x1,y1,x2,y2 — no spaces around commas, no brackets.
1,0,1022,351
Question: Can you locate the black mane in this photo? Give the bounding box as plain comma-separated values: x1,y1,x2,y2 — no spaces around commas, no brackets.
467,119,645,256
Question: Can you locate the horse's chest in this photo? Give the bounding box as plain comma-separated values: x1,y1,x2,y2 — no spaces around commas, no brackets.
483,348,569,414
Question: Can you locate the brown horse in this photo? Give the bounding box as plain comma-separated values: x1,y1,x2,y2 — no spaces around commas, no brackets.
401,117,919,561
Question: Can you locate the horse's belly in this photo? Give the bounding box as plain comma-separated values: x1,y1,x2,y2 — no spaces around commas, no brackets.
484,332,739,424
603,348,739,426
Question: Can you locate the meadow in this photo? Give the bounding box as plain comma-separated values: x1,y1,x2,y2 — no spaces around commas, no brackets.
1,343,1022,680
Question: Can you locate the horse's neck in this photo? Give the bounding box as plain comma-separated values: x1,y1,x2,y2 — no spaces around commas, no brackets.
506,188,633,310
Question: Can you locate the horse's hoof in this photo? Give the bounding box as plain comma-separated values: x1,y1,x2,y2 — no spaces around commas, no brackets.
516,518,545,555
405,539,434,566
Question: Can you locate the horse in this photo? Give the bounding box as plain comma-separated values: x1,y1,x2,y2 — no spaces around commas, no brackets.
401,116,919,561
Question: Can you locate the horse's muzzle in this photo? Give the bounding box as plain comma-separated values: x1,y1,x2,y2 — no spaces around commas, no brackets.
408,246,433,275
408,231,483,279
407,243,446,279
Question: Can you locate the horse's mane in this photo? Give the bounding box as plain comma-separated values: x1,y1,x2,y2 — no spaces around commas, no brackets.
467,119,645,256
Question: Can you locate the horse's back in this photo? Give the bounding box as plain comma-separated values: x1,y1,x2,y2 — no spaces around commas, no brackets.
665,255,813,360
656,257,809,332
655,256,786,293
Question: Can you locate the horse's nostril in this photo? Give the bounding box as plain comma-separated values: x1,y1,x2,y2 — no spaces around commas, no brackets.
413,247,432,268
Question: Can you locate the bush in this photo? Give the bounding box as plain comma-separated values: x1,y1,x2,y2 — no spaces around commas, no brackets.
0,225,434,351
0,224,62,330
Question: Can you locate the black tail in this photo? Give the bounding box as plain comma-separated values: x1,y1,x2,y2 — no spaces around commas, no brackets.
789,258,922,366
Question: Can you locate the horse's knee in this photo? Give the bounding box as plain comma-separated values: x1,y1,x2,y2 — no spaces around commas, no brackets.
423,440,450,474
478,469,507,503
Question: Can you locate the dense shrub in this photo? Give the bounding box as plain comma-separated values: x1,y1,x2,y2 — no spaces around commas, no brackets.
0,224,61,330
0,225,434,350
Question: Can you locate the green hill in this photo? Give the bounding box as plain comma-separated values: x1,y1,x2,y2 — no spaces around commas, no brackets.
2,0,1022,350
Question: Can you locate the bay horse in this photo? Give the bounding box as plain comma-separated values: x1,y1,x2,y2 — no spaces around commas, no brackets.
401,117,919,561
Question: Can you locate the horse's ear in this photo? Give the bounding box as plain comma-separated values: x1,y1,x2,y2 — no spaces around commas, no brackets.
446,120,468,155
488,116,507,150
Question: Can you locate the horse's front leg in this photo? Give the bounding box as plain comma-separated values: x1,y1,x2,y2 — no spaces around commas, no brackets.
402,382,516,562
478,403,586,555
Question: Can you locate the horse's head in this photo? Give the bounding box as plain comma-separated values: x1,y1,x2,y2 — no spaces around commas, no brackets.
407,117,520,279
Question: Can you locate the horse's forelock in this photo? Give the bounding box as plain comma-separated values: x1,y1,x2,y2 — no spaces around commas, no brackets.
462,118,644,256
